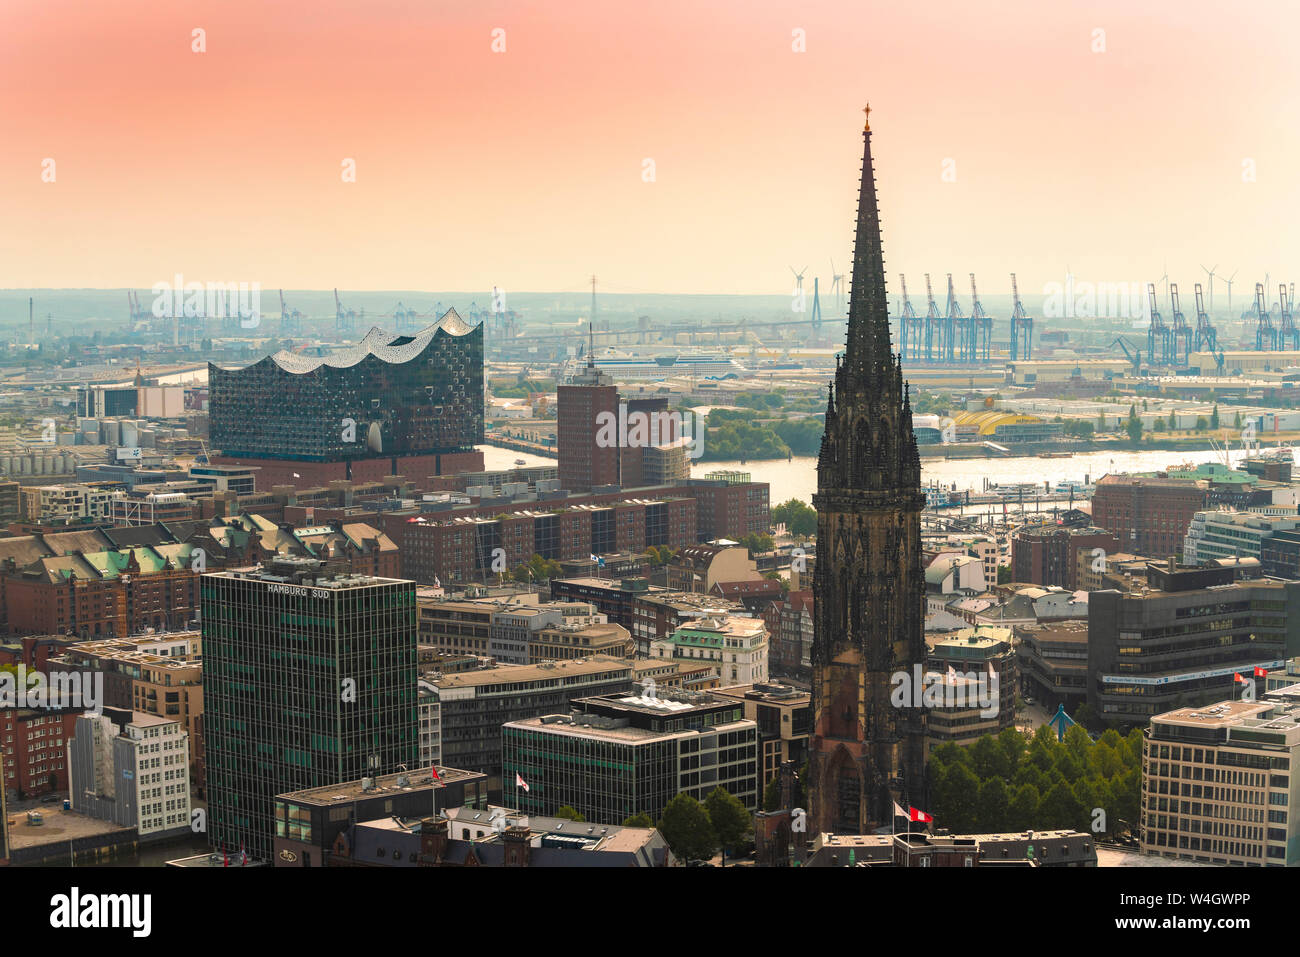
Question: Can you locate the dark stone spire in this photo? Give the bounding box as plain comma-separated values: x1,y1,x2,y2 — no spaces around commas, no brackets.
843,104,893,387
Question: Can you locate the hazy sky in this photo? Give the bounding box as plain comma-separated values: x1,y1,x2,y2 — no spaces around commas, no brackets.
3,0,1298,304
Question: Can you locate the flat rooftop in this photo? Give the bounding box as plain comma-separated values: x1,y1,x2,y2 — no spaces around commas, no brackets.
425,655,632,689
1153,700,1273,728
277,766,484,806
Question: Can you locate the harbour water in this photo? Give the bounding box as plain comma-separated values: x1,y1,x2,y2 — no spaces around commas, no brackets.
483,444,1251,506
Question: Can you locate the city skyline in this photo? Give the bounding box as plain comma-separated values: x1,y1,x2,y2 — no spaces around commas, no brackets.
4,0,1300,293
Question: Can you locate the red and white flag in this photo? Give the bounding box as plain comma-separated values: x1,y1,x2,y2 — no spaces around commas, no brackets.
1234,672,1246,683
239,843,247,867
516,773,530,792
909,807,933,823
430,765,441,783
1254,666,1268,677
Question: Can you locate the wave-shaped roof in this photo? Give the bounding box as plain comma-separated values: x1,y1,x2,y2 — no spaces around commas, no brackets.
268,308,475,374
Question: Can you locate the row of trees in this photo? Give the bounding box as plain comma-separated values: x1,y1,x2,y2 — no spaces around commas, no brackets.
650,787,753,863
928,725,1142,838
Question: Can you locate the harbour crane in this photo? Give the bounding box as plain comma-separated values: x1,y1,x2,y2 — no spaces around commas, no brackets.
944,273,965,362
1010,273,1033,361
923,273,943,363
898,274,922,361
334,288,358,337
969,273,992,362
1147,283,1172,365
1280,284,1299,350
1193,283,1218,353
279,290,304,336
1169,284,1191,367
1255,283,1278,351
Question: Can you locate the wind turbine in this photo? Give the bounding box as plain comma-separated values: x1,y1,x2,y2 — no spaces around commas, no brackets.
1224,270,1238,314
1201,264,1217,314
790,265,807,307
830,259,845,311
1159,263,1169,300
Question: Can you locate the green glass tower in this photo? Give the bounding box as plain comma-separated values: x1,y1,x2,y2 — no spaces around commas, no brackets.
202,557,418,861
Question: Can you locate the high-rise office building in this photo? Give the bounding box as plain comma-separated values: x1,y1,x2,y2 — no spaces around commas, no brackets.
557,362,618,492
202,556,418,860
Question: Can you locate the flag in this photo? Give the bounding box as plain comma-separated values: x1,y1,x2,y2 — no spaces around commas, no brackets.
433,576,441,588
222,846,229,867
909,807,933,823
590,553,599,562
292,472,300,478
516,772,530,792
892,801,906,820
239,844,247,867
1234,672,1246,683
946,666,957,686
1254,666,1268,677
430,765,441,783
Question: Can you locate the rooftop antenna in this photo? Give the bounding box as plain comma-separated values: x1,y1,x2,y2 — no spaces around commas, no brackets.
588,274,597,366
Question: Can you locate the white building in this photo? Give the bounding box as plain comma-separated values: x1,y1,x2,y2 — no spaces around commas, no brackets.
70,711,192,840
1184,509,1298,565
649,614,769,686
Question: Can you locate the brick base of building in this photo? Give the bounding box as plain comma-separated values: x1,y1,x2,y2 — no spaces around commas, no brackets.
211,450,485,491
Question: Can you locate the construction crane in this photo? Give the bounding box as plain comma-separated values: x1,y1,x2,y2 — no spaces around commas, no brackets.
1193,283,1218,354
1169,284,1191,367
1111,336,1143,374
923,273,943,363
944,273,965,362
279,290,304,336
969,273,992,362
334,288,358,337
1010,273,1033,361
1280,283,1299,350
898,274,921,361
1147,283,1172,365
1255,283,1277,351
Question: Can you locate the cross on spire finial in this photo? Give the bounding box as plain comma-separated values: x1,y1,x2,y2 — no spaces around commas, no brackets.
863,103,871,131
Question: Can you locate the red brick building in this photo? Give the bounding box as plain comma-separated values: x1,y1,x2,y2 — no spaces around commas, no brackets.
1,709,79,799
557,370,619,492
1011,524,1120,590
1091,475,1208,559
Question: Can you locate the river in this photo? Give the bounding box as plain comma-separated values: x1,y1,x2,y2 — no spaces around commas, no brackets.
482,444,1252,506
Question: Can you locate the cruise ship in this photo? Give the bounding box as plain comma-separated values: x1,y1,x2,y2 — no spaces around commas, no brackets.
558,350,748,382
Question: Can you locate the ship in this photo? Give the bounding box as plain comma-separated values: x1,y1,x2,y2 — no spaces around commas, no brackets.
558,349,749,382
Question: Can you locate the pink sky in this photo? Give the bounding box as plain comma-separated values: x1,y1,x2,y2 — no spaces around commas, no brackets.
2,0,1298,299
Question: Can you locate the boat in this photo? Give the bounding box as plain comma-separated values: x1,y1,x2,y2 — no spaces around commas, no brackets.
514,458,527,466
1037,452,1073,458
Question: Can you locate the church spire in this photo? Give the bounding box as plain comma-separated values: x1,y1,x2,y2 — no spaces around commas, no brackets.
843,103,893,384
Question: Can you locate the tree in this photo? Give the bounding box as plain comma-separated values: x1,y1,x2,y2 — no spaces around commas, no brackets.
1039,780,1084,830
555,805,586,822
996,565,1012,584
1096,411,1107,433
1195,416,1208,431
762,776,782,812
658,794,717,862
1008,784,1041,831
740,532,775,556
1125,404,1142,445
1210,404,1220,430
704,787,752,864
975,778,1011,832
1153,417,1165,432
772,498,817,537
622,812,655,828
1234,410,1243,429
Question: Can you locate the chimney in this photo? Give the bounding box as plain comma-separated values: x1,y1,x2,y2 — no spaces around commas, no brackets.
419,816,449,866
502,824,532,867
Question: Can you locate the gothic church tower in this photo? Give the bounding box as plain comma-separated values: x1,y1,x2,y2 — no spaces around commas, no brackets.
808,108,927,835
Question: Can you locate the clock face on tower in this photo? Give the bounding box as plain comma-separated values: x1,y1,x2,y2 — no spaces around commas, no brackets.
807,112,927,836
